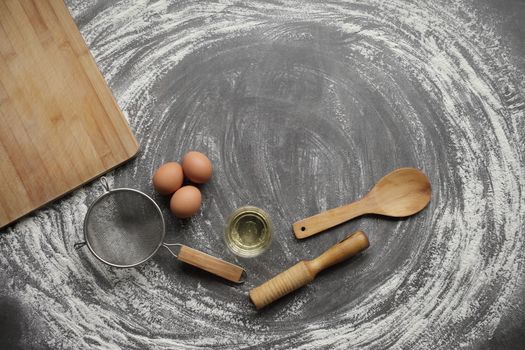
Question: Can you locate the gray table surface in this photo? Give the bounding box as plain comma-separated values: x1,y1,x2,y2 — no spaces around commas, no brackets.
1,0,524,349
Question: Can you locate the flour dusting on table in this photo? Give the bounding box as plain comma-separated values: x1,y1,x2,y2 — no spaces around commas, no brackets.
1,0,524,348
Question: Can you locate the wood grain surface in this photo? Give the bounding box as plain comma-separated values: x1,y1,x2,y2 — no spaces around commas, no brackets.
0,0,138,228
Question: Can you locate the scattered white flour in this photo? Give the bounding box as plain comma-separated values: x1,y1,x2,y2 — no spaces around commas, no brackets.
0,0,523,348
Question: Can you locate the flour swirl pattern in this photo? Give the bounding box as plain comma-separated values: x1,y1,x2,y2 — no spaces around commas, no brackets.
0,0,524,348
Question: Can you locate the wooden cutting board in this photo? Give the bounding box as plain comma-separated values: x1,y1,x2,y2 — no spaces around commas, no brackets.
0,0,139,228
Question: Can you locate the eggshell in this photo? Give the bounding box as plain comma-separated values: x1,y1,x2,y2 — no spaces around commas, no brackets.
182,151,213,184
152,162,184,195
170,185,202,218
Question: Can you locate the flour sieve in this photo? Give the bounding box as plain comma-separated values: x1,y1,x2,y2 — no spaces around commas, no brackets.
74,178,246,283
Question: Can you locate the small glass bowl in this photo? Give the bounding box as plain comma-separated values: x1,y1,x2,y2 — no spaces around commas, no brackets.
224,206,273,258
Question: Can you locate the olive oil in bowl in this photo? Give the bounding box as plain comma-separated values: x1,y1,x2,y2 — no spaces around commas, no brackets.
225,206,272,258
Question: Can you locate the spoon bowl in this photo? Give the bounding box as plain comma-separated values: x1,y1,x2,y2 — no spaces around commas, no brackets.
366,168,431,217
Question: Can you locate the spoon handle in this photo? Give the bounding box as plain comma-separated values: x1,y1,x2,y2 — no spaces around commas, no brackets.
293,199,368,239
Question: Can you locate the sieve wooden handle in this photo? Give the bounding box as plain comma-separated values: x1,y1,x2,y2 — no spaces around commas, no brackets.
249,231,369,309
177,245,245,283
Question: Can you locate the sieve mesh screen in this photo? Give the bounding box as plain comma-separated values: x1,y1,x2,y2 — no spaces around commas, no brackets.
84,189,164,267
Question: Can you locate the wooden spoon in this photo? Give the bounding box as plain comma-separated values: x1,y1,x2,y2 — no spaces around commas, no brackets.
293,168,431,239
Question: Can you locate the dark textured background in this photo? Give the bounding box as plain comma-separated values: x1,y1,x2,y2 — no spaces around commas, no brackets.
1,0,524,349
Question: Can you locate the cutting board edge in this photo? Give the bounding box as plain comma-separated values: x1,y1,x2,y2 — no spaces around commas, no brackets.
0,144,140,231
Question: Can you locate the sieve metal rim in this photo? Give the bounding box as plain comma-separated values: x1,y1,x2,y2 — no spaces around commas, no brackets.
82,188,166,268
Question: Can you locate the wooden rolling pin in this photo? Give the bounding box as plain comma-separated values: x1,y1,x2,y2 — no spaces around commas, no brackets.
249,231,369,309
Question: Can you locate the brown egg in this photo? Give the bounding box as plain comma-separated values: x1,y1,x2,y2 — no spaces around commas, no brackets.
152,162,184,195
182,151,213,184
170,185,202,218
